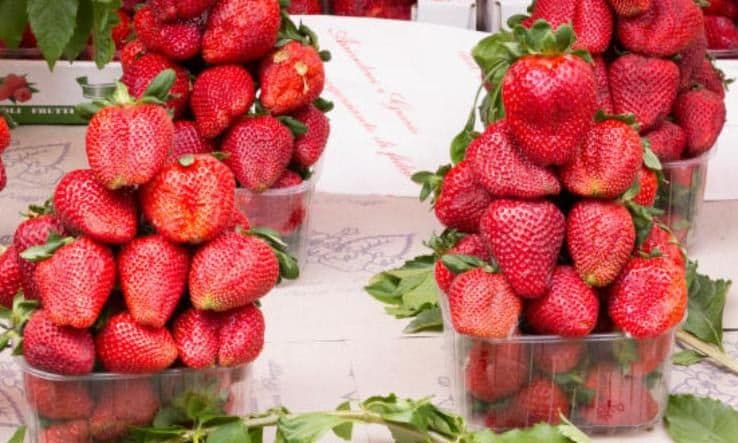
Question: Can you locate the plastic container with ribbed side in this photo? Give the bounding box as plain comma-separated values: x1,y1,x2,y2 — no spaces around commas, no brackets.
19,360,251,443
440,297,676,436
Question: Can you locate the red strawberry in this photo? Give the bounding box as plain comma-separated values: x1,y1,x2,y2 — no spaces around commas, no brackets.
0,245,22,308
23,310,95,375
96,312,178,373
53,169,138,245
260,41,326,115
485,405,528,431
24,375,93,420
447,268,521,338
292,105,330,168
0,158,5,192
0,116,9,151
226,207,251,232
119,235,190,328
704,15,738,49
120,39,147,70
86,101,174,190
465,341,529,402
434,161,492,234
112,9,132,49
434,234,489,294
641,224,686,270
121,53,191,118
35,237,115,329
173,308,220,368
674,88,727,156
703,0,738,18
609,54,680,132
529,0,613,54
289,0,322,13
218,304,265,366
170,120,215,162
202,0,281,64
13,215,65,301
526,266,599,337
189,231,279,311
609,256,687,337
629,334,672,377
222,116,294,192
633,166,658,207
467,120,560,199
510,378,570,425
134,5,201,61
678,29,707,90
617,0,704,57
593,56,614,113
567,200,635,287
39,420,90,443
191,65,255,139
579,363,659,426
480,200,565,298
273,169,304,188
151,0,216,20
141,154,236,244
532,342,585,374
693,58,727,99
644,121,687,161
90,378,160,441
607,0,651,17
562,117,643,199
13,87,31,103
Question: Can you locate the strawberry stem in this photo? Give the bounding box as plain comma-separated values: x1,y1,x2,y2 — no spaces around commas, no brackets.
677,329,738,375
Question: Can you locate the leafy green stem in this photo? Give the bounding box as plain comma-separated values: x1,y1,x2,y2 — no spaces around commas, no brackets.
676,329,738,375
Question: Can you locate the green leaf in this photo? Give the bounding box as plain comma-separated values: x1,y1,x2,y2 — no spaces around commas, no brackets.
5,426,26,443
74,101,105,121
277,116,308,137
63,0,93,61
643,143,663,171
249,427,264,443
403,306,443,334
207,419,250,443
480,422,573,442
152,406,189,428
314,97,334,113
129,426,189,441
441,254,491,275
0,0,28,49
142,69,176,103
665,394,738,443
27,0,79,69
19,233,73,262
278,413,354,443
450,129,478,165
332,401,353,441
557,414,591,443
90,0,121,69
684,261,731,350
276,250,300,281
673,350,707,366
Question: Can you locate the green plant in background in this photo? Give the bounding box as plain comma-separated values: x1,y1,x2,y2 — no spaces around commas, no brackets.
0,0,121,69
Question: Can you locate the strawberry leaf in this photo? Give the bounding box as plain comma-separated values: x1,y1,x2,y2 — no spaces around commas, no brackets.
450,128,479,164
332,402,353,441
206,420,250,443
0,0,29,49
314,97,334,113
277,116,308,137
27,0,79,69
63,0,93,61
441,254,493,275
142,69,176,103
90,0,121,69
683,261,731,350
248,227,299,281
5,426,25,443
665,394,738,443
403,306,443,333
411,165,450,203
19,232,73,262
672,350,707,366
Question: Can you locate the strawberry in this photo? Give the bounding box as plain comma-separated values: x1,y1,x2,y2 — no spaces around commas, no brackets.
24,375,93,420
121,53,191,118
151,0,217,21
641,224,686,270
191,65,255,139
170,120,215,162
567,200,635,287
119,235,190,328
39,420,89,443
434,161,492,234
526,266,599,337
96,311,178,373
467,120,560,199
23,310,95,375
434,234,489,294
617,0,704,57
222,116,294,192
703,0,738,18
528,0,613,54
480,199,565,298
609,54,680,132
13,87,31,103
0,159,5,192
704,15,738,49
53,169,138,245
259,41,326,114
628,334,672,377
465,341,529,402
609,256,687,337
120,39,147,70
0,245,22,308
289,0,322,13
134,5,201,61
644,121,687,161
677,29,707,90
273,169,304,188
112,9,132,49
226,208,251,232
501,24,596,166
674,88,727,156
218,304,265,366
510,378,570,425
579,363,659,426
593,56,614,114
90,378,160,441
34,237,115,328
173,308,220,368
607,0,651,17
562,117,643,199
189,231,279,311
86,95,174,190
292,105,330,168
141,154,235,244
693,58,727,99
532,342,585,374
0,115,9,151
633,166,658,207
485,405,528,431
447,268,521,338
13,215,65,301
202,0,281,64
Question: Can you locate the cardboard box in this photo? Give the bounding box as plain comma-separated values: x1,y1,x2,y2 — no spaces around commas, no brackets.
0,59,122,125
415,0,477,29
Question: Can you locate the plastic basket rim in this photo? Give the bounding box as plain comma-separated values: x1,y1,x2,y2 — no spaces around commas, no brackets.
661,145,716,168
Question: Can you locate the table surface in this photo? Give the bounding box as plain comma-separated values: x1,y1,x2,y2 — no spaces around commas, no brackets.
0,15,737,443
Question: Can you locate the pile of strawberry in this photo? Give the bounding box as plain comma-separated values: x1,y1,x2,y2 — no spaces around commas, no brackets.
0,115,10,192
116,0,332,233
702,0,738,50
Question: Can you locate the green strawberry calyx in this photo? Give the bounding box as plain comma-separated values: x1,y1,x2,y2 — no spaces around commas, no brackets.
277,115,308,137
245,227,300,281
441,254,498,275
277,2,331,62
423,229,466,256
411,164,451,204
19,232,74,262
0,292,40,356
20,199,54,219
